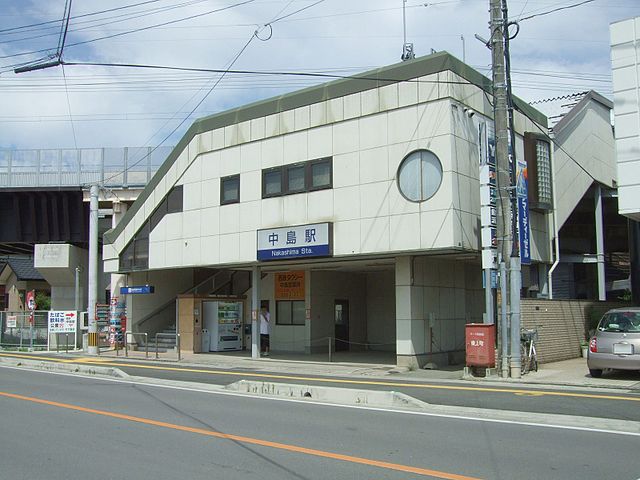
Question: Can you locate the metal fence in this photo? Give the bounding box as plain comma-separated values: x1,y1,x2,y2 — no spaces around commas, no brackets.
0,311,50,349
0,146,173,188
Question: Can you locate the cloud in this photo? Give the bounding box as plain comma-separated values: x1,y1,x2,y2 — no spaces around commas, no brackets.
0,0,637,149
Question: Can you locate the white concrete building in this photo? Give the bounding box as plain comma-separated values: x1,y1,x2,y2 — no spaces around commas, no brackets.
103,53,554,368
611,16,640,302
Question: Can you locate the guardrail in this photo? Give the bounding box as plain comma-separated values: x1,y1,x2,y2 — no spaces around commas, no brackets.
155,332,180,360
124,331,149,359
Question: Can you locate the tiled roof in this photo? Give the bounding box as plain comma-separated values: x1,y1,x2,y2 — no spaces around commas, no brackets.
2,257,44,281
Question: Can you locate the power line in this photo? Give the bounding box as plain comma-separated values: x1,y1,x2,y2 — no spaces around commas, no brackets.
519,0,596,22
0,0,258,61
0,0,166,35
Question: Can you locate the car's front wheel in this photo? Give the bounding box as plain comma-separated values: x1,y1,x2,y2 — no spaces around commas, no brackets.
589,368,603,378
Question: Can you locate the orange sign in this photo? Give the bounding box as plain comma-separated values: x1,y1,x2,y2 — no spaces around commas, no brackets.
275,271,305,300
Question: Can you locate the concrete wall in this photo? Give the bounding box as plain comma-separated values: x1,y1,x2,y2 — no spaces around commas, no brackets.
105,69,549,270
366,270,396,352
396,255,484,369
521,298,631,363
310,271,367,352
611,17,640,221
127,268,194,335
553,98,616,229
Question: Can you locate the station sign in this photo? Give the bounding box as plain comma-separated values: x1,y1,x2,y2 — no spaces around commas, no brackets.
257,223,332,261
120,285,155,295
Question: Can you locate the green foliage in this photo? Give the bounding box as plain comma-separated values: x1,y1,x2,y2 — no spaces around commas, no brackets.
617,290,632,302
35,290,51,311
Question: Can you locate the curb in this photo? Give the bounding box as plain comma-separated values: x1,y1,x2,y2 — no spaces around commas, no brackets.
0,357,129,379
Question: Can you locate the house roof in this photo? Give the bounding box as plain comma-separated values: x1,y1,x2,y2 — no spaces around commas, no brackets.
530,90,613,132
104,51,548,246
0,257,45,281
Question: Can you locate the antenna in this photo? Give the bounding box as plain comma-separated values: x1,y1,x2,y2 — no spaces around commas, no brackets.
401,0,415,61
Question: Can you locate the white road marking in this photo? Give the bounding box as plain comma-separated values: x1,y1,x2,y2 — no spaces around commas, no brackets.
1,363,639,438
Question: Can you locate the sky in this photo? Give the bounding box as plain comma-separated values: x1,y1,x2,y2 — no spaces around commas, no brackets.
0,0,638,150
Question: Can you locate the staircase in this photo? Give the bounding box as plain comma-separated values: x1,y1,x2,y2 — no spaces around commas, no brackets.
138,325,177,353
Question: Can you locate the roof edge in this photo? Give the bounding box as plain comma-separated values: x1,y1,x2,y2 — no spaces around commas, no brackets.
104,51,547,246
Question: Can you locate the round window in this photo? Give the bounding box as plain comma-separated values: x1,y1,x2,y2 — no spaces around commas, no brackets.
397,149,443,202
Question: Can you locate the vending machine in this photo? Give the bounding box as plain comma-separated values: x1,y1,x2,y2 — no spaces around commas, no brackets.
202,300,243,351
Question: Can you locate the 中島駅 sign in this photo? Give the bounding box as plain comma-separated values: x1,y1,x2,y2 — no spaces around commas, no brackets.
257,223,332,261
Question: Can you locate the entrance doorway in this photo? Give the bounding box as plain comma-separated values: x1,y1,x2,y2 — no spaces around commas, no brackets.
334,299,349,351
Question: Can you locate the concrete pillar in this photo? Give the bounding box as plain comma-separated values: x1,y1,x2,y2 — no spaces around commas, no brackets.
538,263,549,298
395,256,426,369
110,202,129,341
251,265,260,359
630,220,640,304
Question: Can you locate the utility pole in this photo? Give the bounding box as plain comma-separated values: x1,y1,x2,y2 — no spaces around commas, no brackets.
490,0,512,378
87,184,99,354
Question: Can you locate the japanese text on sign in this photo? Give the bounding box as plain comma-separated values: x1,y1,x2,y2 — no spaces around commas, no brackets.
275,271,305,300
48,311,77,333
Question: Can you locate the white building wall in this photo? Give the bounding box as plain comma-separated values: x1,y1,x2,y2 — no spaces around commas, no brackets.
611,16,640,221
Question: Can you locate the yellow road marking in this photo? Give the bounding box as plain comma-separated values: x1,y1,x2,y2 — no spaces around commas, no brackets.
0,390,482,480
2,352,639,403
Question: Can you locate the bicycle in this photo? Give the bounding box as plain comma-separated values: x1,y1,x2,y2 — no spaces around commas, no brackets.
520,328,538,374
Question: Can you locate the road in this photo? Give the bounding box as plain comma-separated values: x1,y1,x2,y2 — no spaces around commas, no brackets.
0,366,638,480
2,351,639,422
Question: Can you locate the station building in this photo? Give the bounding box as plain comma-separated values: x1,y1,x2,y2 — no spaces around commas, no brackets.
102,52,558,368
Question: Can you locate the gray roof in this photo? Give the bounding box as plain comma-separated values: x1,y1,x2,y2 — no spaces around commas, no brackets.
2,257,44,281
104,51,548,246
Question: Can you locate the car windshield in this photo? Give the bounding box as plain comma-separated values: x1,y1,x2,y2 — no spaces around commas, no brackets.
598,312,640,333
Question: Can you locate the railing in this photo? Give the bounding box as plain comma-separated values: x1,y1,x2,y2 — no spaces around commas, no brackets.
0,146,173,188
124,331,149,359
155,332,180,360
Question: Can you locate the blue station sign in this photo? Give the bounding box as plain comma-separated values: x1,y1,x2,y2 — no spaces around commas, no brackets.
257,222,332,261
120,285,155,295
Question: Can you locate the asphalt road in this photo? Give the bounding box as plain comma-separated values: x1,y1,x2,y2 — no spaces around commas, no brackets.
1,366,638,480
2,352,639,422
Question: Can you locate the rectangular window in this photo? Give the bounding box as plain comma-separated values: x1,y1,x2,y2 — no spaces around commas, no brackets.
535,140,552,207
287,164,306,192
221,174,240,205
261,157,332,198
263,168,282,197
276,300,305,325
310,158,332,189
524,133,552,211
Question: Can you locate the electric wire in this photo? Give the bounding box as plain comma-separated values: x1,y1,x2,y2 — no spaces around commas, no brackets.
97,1,309,186
519,0,595,22
0,0,258,60
0,0,166,35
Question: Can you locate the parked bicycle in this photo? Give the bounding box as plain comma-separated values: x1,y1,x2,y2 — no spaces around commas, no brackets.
520,328,538,374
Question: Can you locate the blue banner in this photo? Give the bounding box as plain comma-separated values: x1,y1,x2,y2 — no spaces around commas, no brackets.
120,285,155,295
257,244,331,261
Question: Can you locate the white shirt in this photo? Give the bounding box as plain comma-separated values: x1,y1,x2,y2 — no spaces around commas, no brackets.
260,311,270,335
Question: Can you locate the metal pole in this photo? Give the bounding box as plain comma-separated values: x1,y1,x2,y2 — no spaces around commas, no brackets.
74,266,81,312
251,265,260,359
177,333,181,361
328,337,333,362
87,184,99,354
595,184,606,300
461,34,466,63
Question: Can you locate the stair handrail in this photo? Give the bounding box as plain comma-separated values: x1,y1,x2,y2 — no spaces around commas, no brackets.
155,332,180,361
138,270,231,328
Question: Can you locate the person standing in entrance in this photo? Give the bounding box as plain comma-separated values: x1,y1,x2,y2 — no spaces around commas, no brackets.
260,306,270,356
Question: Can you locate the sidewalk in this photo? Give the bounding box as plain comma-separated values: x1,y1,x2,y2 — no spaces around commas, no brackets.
89,347,640,391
